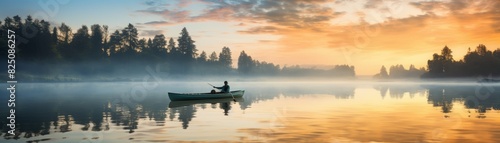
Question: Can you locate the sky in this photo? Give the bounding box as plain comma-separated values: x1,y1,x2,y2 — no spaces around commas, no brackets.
1,0,500,75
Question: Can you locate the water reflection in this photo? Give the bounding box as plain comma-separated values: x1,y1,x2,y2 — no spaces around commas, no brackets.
169,98,242,117
423,84,500,118
0,82,499,142
373,83,426,99
372,83,500,118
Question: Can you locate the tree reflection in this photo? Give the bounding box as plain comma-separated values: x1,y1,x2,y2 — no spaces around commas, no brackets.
219,102,231,116
427,87,453,115
58,115,72,133
373,84,426,99
423,84,499,118
373,83,500,118
177,105,196,129
168,98,239,128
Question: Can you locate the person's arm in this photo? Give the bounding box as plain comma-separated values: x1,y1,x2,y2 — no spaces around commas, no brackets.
214,86,222,89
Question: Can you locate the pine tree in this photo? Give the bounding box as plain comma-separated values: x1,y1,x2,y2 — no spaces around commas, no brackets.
218,46,232,70
198,51,207,62
379,66,388,78
176,27,197,73
90,24,104,60
238,50,253,74
209,51,218,62
177,27,197,58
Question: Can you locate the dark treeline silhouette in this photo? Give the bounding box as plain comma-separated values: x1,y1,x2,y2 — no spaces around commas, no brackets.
0,16,355,81
373,65,426,79
422,45,500,78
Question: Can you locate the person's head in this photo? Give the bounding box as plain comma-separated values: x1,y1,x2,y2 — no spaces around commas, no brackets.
224,81,228,85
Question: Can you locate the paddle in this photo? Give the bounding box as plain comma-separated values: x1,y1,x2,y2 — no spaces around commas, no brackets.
229,92,236,102
207,83,215,87
208,83,236,101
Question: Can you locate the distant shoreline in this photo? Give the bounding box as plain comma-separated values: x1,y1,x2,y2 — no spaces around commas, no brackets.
3,74,495,83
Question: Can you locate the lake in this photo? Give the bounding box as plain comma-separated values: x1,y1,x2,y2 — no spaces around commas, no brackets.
1,81,499,143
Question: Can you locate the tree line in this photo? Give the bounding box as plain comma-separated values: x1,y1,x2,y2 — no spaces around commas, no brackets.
374,44,500,79
422,45,500,78
0,16,355,81
373,64,426,79
237,50,355,77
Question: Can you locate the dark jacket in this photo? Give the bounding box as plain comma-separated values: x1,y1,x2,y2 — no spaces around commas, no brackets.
215,85,230,93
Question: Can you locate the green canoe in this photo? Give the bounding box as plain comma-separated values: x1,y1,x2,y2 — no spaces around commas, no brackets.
168,90,245,101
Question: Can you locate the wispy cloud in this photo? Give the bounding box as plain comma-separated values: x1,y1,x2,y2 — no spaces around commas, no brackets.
238,26,282,34
140,30,165,37
137,9,191,23
364,0,384,8
142,20,170,26
138,0,342,29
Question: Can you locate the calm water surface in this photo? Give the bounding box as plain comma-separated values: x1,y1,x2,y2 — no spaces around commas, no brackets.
1,82,499,143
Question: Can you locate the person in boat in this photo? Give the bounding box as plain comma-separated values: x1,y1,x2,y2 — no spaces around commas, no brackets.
213,81,230,93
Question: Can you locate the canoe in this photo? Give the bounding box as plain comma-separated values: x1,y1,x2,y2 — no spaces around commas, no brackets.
169,98,244,108
168,90,245,101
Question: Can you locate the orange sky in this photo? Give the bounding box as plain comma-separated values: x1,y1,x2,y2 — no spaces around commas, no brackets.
134,0,500,75
4,0,500,75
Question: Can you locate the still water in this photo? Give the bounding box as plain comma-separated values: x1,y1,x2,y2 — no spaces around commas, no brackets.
1,81,499,143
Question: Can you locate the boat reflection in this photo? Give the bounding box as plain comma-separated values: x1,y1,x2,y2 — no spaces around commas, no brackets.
167,98,243,129
168,98,244,109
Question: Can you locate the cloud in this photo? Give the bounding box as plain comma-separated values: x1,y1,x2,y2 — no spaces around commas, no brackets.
243,0,338,28
143,0,159,6
141,0,170,12
259,40,276,43
192,6,236,22
177,0,195,8
409,1,448,16
448,0,467,12
335,0,355,4
411,0,498,15
364,0,384,8
138,0,341,29
144,20,169,25
409,0,500,32
494,14,500,32
235,23,246,26
138,9,191,23
140,30,165,37
238,26,282,34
